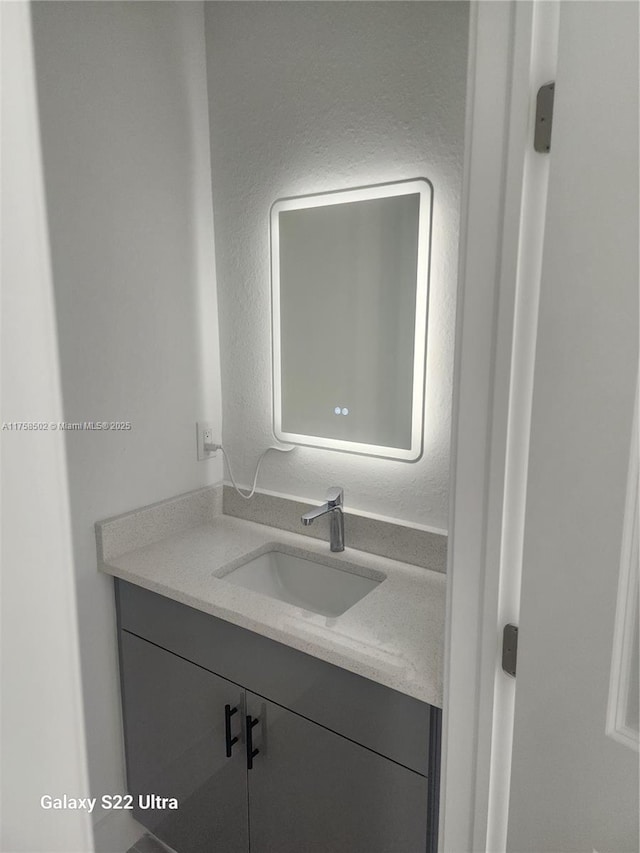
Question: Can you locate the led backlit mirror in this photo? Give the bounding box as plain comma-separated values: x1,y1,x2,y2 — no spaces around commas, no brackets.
271,179,432,461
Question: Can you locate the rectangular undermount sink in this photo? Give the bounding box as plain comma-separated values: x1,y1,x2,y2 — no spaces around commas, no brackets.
221,551,383,618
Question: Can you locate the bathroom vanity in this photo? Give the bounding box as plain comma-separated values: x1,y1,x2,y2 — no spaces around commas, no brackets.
97,487,445,853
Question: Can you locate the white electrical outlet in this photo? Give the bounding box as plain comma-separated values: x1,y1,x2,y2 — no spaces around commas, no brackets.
196,421,217,461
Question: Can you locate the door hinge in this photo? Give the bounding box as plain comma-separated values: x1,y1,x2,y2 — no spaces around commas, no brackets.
502,624,519,677
534,82,555,152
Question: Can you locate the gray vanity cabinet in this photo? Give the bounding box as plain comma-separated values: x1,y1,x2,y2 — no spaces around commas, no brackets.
119,631,248,853
246,692,429,853
116,580,439,853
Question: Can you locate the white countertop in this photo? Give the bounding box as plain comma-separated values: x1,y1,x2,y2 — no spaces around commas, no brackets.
98,512,445,707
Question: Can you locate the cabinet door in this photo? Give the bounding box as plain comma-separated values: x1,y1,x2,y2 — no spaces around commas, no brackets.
246,693,429,853
119,631,249,853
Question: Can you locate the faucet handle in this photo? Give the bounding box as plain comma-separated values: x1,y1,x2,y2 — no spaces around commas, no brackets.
325,487,344,507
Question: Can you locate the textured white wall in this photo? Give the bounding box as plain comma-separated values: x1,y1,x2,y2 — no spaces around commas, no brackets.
31,2,222,840
205,1,469,530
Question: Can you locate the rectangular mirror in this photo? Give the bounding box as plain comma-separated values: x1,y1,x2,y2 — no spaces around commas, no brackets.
271,179,432,461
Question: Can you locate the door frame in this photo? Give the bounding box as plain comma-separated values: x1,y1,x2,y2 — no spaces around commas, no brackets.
1,3,94,851
440,2,560,850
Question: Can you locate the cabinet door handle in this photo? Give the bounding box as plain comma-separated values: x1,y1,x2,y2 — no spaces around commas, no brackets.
224,704,238,757
246,715,260,769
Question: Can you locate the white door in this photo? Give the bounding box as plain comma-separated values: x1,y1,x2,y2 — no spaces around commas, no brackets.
507,3,639,851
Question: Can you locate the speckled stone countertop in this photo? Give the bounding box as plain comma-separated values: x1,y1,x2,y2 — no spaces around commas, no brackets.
97,487,445,707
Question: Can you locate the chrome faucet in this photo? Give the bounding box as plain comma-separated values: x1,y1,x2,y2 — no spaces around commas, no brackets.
301,487,345,552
